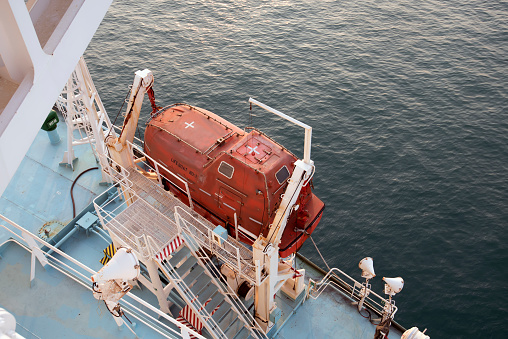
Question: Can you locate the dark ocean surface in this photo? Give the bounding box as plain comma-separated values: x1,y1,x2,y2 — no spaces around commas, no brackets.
85,1,508,337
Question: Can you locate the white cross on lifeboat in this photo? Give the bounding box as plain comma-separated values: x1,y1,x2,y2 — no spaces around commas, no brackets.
185,121,195,129
247,145,260,155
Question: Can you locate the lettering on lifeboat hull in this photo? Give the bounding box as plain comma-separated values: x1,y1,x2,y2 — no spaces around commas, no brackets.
144,104,325,256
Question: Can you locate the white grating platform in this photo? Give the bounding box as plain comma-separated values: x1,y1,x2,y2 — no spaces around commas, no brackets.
108,166,257,282
106,198,178,253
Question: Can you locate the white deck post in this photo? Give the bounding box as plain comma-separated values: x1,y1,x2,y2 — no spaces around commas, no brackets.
145,259,171,314
22,231,48,287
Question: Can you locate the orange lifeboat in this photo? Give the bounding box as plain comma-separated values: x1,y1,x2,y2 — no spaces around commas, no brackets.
144,103,324,257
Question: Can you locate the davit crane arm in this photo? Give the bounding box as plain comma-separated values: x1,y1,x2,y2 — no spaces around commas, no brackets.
106,69,155,169
248,98,315,332
249,98,315,250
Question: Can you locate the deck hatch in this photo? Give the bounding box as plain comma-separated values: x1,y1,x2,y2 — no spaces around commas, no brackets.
236,136,272,164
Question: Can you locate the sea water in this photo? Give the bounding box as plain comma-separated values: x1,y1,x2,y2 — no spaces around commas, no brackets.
86,1,508,337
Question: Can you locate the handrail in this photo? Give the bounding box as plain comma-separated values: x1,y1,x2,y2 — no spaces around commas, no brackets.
93,182,180,260
126,139,194,210
307,267,390,316
175,206,258,285
174,211,267,339
149,236,228,339
0,213,205,339
110,125,194,210
93,185,144,253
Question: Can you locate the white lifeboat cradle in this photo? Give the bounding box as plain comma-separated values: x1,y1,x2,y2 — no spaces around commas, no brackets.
87,68,429,339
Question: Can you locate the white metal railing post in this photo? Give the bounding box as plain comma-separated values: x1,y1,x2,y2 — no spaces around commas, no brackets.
303,127,312,164
236,248,241,273
234,213,238,241
185,182,194,210
155,162,163,187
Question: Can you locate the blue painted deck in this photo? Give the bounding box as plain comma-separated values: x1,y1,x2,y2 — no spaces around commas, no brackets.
0,115,402,338
0,119,104,244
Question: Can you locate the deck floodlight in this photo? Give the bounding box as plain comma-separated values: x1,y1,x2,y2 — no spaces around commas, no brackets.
355,257,376,311
373,276,404,339
359,257,375,279
383,277,404,296
92,247,140,283
402,327,430,339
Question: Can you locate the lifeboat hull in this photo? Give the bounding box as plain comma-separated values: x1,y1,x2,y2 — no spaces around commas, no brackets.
144,104,325,256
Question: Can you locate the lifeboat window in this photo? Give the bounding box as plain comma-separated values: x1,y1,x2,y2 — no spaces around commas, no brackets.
218,161,234,179
275,166,290,184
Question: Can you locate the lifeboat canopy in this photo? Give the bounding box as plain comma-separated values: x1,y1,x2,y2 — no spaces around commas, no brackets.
144,103,324,257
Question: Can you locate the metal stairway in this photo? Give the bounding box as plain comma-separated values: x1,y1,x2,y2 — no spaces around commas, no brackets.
157,241,262,339
95,153,266,338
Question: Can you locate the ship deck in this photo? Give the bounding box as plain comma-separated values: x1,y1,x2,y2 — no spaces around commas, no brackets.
0,117,402,338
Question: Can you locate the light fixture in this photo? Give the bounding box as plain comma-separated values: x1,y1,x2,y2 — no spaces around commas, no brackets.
359,257,375,279
402,327,430,339
355,257,375,311
373,276,404,339
383,277,404,296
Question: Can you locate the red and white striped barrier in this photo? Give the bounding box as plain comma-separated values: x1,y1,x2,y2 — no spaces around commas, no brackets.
155,236,184,263
178,297,221,335
176,315,199,339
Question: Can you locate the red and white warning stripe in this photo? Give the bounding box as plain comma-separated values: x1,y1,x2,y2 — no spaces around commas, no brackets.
179,297,221,334
176,315,199,339
155,236,184,263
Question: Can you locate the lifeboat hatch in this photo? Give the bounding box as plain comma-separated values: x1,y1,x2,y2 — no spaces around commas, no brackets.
166,106,233,153
218,187,242,220
237,136,272,164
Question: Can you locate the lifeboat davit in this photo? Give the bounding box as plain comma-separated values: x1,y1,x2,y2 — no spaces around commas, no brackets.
144,103,324,257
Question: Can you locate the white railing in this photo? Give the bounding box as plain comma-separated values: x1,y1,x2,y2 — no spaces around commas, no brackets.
93,181,181,261
152,242,228,339
175,206,258,285
127,140,194,210
0,213,205,339
111,125,193,210
170,214,267,339
307,267,391,316
92,182,147,254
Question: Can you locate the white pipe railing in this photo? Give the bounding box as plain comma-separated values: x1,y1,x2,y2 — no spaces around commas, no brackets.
152,236,228,339
111,124,194,210
93,187,143,253
126,139,194,210
0,213,205,339
173,212,267,339
175,206,257,285
307,267,391,315
93,183,179,260
248,98,312,164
